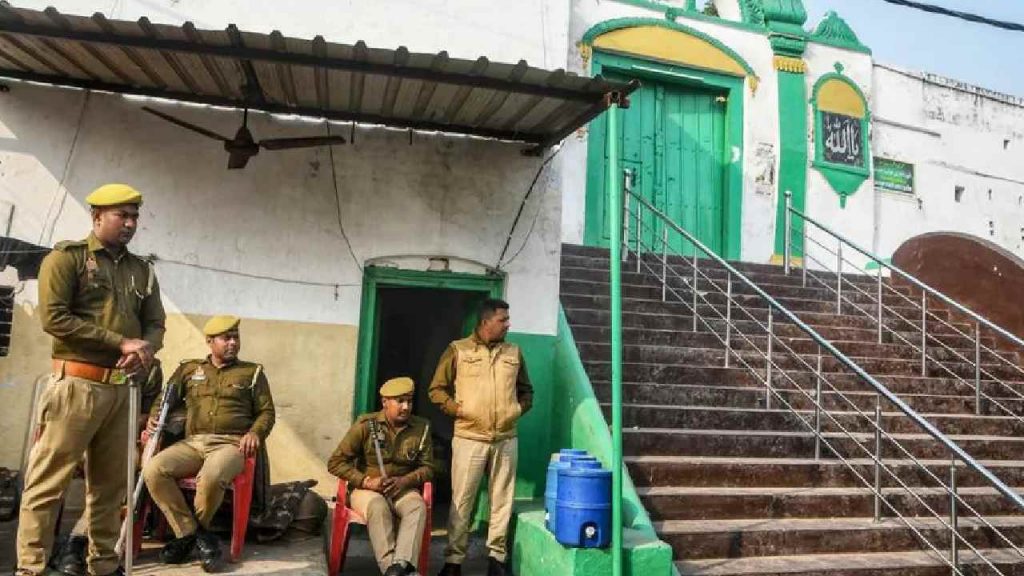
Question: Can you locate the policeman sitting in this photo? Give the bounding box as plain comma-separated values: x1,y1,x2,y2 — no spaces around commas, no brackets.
141,315,275,572
328,377,433,576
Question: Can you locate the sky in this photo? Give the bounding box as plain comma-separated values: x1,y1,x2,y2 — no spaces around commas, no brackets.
803,0,1024,97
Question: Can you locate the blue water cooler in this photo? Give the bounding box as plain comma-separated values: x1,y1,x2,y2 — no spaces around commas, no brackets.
544,449,591,532
554,458,612,548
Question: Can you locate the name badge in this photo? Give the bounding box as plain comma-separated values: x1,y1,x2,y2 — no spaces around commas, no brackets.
191,368,207,381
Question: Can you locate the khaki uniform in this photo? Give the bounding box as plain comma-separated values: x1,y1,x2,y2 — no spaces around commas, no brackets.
328,411,433,572
18,233,165,576
428,333,532,564
142,358,274,538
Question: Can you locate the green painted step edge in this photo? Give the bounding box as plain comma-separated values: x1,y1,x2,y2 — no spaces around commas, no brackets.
552,305,657,536
512,510,673,576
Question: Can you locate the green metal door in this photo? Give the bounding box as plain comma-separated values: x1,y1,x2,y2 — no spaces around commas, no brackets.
587,75,728,256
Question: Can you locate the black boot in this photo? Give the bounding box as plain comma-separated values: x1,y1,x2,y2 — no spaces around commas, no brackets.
160,532,197,564
54,534,88,576
487,557,509,576
195,528,224,573
436,563,461,576
384,561,411,576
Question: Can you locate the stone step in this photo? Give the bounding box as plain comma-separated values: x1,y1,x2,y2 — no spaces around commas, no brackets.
658,516,1024,560
561,295,968,335
579,346,1024,381
571,326,1014,365
626,456,1024,489
638,485,1024,521
606,404,1024,437
559,276,916,309
591,380,1024,417
623,428,1024,460
676,547,1024,576
586,364,1024,398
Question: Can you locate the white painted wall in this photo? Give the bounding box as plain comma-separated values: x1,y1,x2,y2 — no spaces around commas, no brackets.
872,64,1024,263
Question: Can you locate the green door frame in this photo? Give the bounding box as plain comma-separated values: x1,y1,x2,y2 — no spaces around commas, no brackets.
585,50,745,260
353,266,505,418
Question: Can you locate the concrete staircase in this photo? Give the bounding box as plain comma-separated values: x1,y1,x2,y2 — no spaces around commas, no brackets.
560,243,1024,576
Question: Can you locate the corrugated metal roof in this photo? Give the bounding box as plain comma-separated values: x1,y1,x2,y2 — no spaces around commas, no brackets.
0,4,638,151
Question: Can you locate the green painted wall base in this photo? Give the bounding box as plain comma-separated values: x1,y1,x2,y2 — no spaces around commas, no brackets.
512,510,673,576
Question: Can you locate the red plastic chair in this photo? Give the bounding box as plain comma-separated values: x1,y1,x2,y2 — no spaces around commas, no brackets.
327,479,433,575
140,455,256,562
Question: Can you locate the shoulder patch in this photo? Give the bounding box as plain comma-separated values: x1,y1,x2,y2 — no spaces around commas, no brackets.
53,239,86,252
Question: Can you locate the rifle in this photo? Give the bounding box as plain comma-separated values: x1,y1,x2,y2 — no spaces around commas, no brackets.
115,376,177,562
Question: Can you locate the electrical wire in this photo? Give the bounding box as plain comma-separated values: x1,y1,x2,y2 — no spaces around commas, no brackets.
149,254,359,289
878,0,1024,32
495,146,561,269
38,90,90,246
325,121,363,273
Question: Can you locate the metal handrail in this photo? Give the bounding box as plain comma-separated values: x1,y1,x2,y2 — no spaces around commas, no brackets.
787,196,1024,351
786,196,1024,419
617,185,1024,573
626,189,1024,511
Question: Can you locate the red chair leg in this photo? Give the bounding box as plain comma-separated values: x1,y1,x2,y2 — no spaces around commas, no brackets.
132,499,149,557
229,457,256,562
329,506,352,576
419,482,433,575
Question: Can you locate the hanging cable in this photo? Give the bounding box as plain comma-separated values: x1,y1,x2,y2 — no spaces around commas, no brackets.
495,146,561,269
38,90,90,246
877,0,1024,32
325,121,363,273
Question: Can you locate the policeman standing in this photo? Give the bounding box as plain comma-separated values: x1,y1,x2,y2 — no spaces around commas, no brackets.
429,299,532,576
142,315,275,573
328,377,433,576
16,184,166,576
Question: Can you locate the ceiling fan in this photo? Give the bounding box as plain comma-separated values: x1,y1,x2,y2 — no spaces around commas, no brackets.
142,106,346,170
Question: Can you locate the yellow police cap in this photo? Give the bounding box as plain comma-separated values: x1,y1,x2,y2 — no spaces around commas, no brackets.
379,377,414,397
85,184,143,207
203,315,240,336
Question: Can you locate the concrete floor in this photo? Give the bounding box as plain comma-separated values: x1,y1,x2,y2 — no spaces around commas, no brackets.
1,484,494,576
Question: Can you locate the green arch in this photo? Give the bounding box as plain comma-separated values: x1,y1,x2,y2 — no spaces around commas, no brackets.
581,17,758,78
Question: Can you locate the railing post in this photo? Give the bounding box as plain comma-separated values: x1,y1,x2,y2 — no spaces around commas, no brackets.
975,321,982,416
801,218,808,288
921,292,928,377
876,268,884,345
950,460,959,573
765,308,773,409
692,251,699,332
784,191,793,275
874,395,882,522
814,348,822,460
635,197,642,274
621,179,630,264
724,275,732,368
607,101,624,576
836,242,843,315
661,227,668,302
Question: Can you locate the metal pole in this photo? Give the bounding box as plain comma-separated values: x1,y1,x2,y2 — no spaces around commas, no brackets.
606,101,624,576
836,242,843,315
125,381,139,575
784,191,792,275
814,348,822,460
950,460,959,573
874,395,882,522
921,292,928,377
975,322,982,416
877,268,884,344
766,308,773,409
801,217,808,288
635,195,642,274
661,227,668,302
692,251,699,332
724,275,732,368
621,180,630,264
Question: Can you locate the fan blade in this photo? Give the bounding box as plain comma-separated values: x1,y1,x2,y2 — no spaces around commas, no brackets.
259,135,347,150
227,151,253,170
142,107,231,143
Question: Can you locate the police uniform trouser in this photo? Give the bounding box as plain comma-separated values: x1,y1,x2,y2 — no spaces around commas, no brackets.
142,434,244,538
351,488,427,572
445,436,517,564
17,375,131,576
